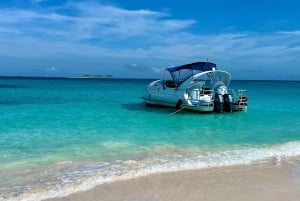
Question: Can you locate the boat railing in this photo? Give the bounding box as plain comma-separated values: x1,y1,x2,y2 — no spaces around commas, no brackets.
228,89,247,98
237,89,247,98
165,80,177,88
228,89,237,99
228,88,248,106
236,89,248,106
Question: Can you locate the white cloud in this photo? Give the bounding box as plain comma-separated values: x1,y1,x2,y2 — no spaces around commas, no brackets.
45,67,57,72
0,1,196,58
0,1,300,79
151,67,165,73
277,30,300,36
31,0,48,3
0,2,194,42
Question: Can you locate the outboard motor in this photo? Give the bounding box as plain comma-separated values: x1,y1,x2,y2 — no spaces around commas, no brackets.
223,93,234,112
214,84,227,113
214,93,224,112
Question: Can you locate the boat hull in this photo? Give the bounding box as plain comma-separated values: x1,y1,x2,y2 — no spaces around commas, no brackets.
142,97,247,113
142,98,215,112
141,80,215,112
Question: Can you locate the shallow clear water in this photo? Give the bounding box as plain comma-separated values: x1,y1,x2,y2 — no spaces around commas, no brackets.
0,78,300,201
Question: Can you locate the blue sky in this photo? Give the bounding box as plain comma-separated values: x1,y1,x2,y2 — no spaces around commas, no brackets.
0,0,300,79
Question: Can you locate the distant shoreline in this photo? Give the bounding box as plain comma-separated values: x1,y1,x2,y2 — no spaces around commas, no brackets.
0,75,157,80
0,75,114,79
78,74,113,79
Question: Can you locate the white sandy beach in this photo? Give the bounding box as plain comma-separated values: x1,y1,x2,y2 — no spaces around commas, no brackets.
46,157,300,201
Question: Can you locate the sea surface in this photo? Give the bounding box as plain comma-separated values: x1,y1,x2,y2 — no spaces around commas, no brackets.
0,78,300,201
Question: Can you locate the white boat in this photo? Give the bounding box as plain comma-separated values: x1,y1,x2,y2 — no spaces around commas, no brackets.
141,61,248,113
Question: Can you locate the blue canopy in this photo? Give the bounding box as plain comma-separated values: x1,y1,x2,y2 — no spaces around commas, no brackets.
166,62,217,72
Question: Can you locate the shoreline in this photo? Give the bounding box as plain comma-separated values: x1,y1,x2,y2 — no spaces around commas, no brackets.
4,142,300,201
46,157,300,201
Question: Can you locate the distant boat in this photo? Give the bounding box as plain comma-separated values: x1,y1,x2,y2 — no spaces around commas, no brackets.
141,61,248,113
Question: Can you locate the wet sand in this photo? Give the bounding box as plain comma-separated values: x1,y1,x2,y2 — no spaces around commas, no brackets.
46,158,300,201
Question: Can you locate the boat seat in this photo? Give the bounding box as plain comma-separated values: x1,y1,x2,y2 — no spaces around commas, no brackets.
202,87,212,94
165,80,177,88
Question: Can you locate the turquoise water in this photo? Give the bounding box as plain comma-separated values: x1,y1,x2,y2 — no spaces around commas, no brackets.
0,78,300,201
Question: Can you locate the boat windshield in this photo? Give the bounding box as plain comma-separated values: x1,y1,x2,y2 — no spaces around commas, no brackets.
171,69,192,85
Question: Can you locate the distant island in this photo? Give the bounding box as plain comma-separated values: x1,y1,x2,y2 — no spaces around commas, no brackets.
79,74,113,79
0,75,114,79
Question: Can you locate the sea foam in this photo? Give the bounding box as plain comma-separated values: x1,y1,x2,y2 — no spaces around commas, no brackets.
2,141,300,201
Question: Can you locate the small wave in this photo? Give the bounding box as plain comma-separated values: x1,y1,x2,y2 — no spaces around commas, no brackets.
2,141,300,201
101,141,134,148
